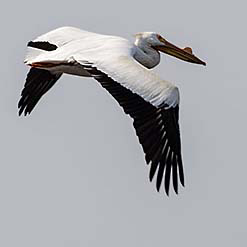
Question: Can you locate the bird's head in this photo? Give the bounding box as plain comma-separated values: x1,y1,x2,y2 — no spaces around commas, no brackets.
134,32,206,66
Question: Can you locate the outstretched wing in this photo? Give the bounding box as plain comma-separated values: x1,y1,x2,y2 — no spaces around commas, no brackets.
18,40,62,116
80,62,184,195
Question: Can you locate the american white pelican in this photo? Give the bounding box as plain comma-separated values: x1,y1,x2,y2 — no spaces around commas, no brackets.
18,27,205,195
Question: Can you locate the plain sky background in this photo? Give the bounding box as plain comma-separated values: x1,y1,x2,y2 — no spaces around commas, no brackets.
1,0,247,246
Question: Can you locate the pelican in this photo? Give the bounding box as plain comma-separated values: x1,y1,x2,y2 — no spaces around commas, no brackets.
18,27,206,195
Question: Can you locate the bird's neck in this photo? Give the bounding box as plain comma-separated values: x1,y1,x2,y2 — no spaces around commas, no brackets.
133,40,160,69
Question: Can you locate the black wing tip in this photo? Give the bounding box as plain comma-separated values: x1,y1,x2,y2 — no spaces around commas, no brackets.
177,156,185,187
149,165,157,183
18,106,31,117
18,103,25,116
18,109,23,117
18,96,34,116
148,155,184,196
164,182,171,196
180,172,185,187
148,160,184,196
18,68,62,117
173,182,179,195
156,183,161,193
181,179,185,187
165,189,170,197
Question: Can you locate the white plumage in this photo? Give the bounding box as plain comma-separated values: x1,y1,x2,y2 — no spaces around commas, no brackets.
19,26,206,195
25,27,178,107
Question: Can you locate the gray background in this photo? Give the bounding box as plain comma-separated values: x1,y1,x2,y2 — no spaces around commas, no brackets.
1,0,246,246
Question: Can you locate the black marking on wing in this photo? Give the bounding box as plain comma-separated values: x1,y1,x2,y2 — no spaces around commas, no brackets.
83,65,184,195
18,68,62,116
27,41,58,51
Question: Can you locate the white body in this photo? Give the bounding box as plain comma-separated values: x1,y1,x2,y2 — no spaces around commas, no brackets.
25,26,179,108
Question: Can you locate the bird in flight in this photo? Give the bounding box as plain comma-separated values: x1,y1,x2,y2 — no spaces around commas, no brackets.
18,27,206,195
